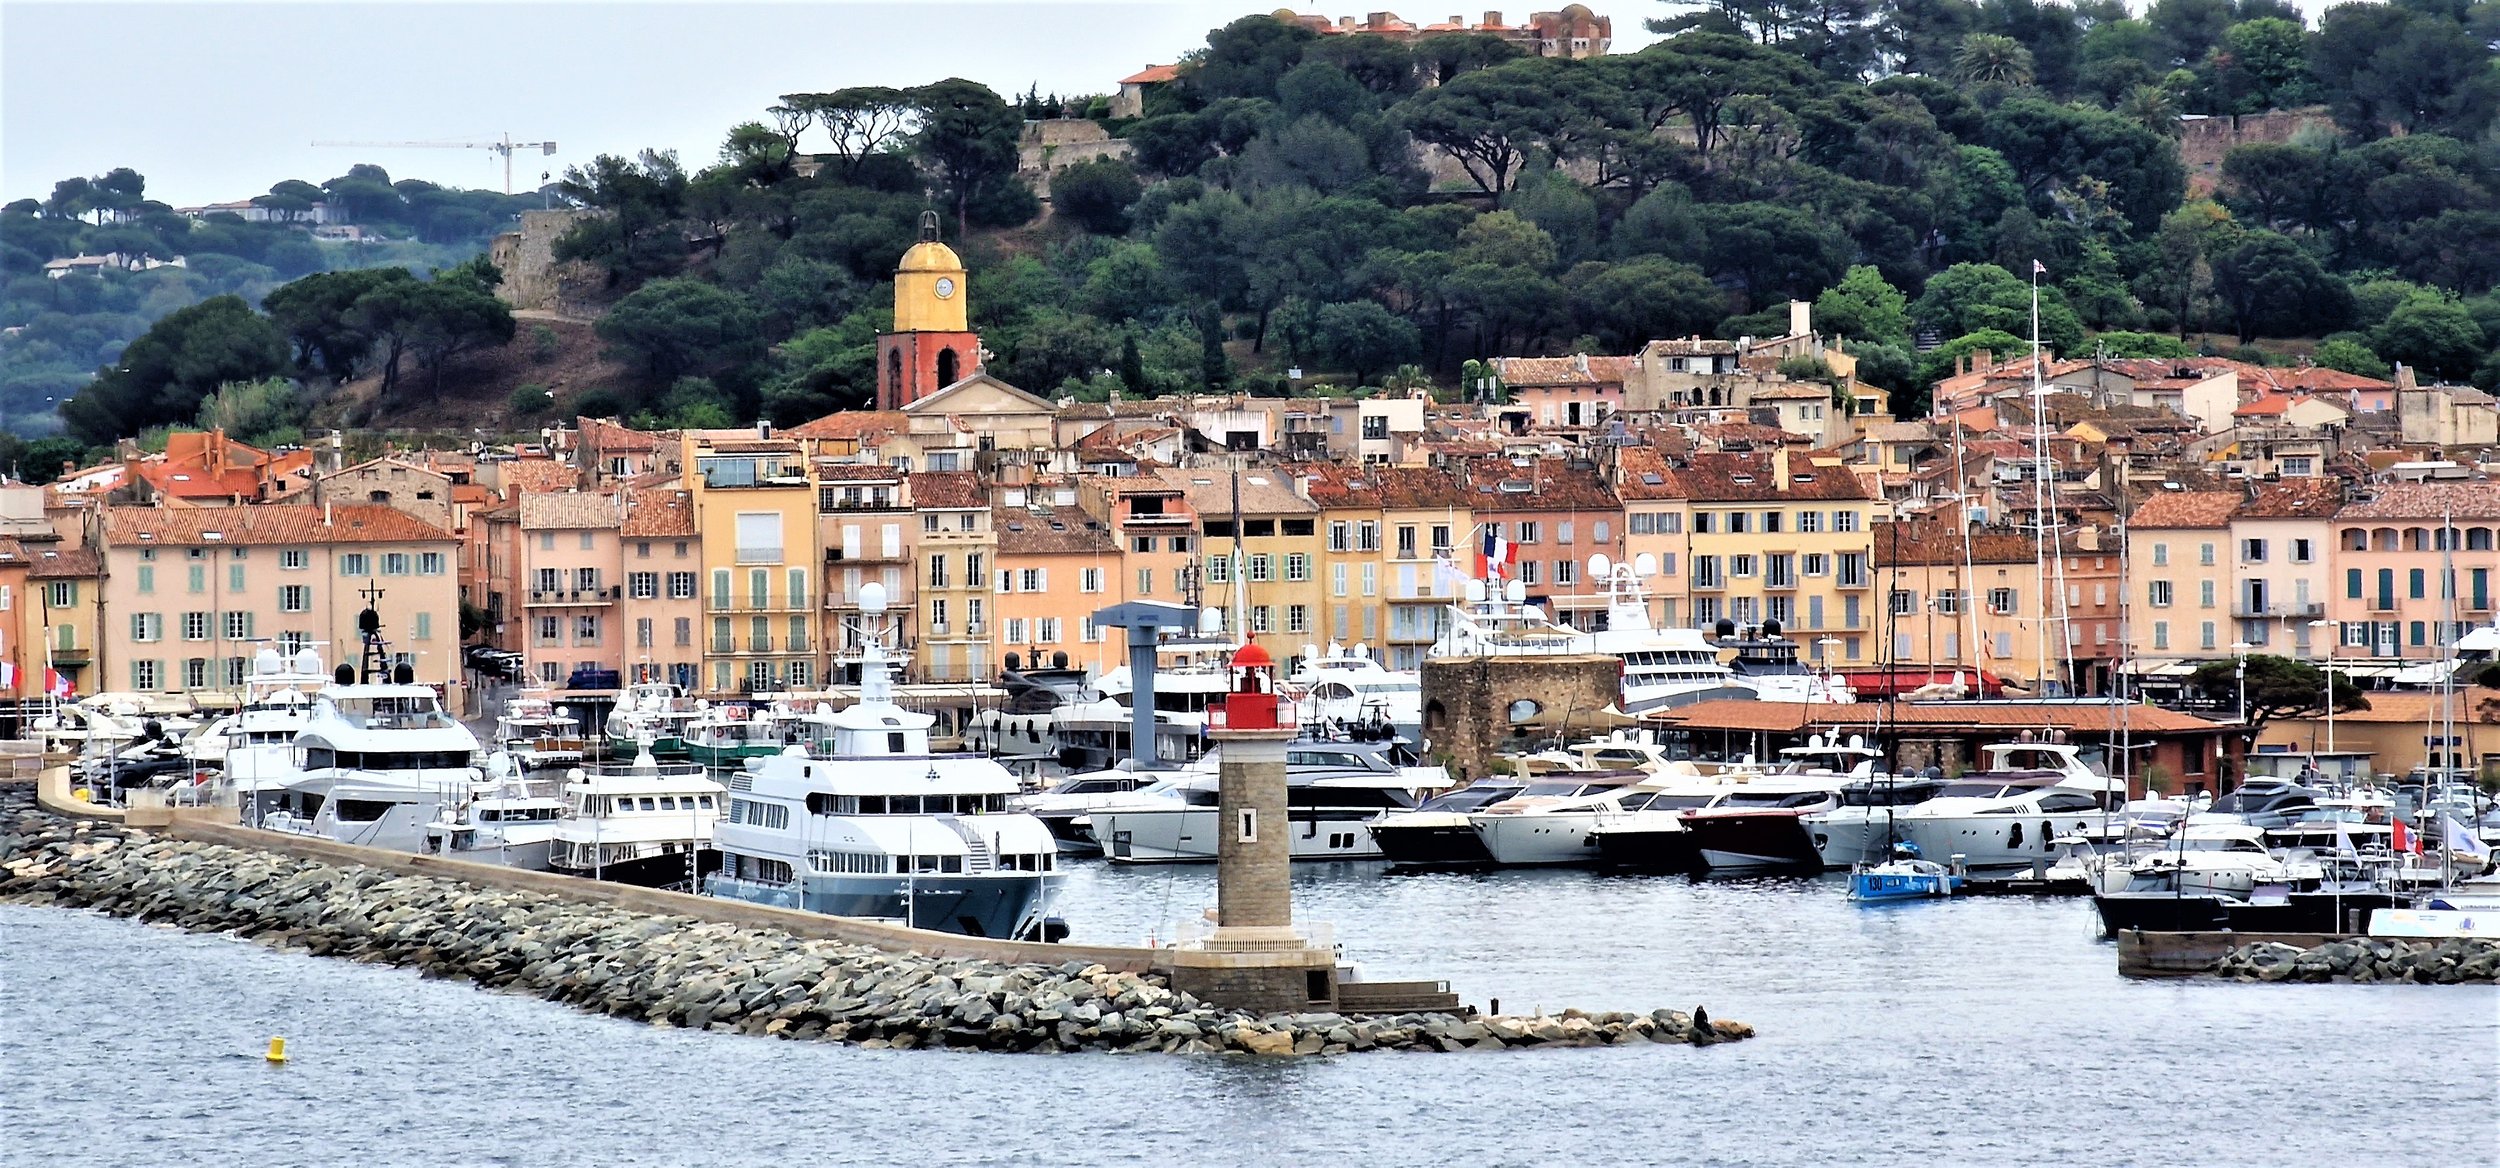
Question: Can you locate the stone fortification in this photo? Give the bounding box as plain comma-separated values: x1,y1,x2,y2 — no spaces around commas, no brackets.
0,789,1752,1055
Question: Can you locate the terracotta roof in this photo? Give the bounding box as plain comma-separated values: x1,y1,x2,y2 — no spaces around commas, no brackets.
1679,452,1869,502
1288,463,1469,510
2234,478,2345,519
619,487,696,537
25,546,100,579
1876,515,2042,567
1494,355,1633,387
518,491,621,530
1745,383,1831,402
814,462,907,483
577,416,660,452
908,471,986,510
1645,699,2229,736
2126,490,2239,529
994,504,1115,555
1459,457,1619,513
101,504,453,547
1646,338,1739,356
1154,466,1317,516
1120,64,1180,85
1613,445,1686,501
787,409,909,442
2232,394,2296,417
492,459,581,495
2335,480,2500,520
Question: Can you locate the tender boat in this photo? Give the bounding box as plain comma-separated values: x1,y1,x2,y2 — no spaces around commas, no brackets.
1012,767,1162,854
706,584,1062,938
549,754,725,887
421,752,566,869
1850,856,1959,902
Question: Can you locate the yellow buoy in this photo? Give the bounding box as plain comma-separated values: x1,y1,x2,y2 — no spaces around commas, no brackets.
264,1037,288,1063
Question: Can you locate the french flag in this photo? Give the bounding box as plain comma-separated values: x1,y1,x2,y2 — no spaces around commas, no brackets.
1479,528,1514,580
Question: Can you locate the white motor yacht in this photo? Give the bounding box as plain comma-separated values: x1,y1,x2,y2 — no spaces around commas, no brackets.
604,681,700,757
549,754,725,887
494,691,587,771
706,584,1063,938
1467,768,1693,867
204,646,330,822
421,752,566,869
1011,766,1163,854
1890,739,2125,871
1085,738,1452,863
1580,557,1750,713
1428,578,1591,658
2096,824,2304,897
1288,642,1423,740
261,611,485,852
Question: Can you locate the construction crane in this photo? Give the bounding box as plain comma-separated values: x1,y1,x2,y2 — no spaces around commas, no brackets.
309,132,557,195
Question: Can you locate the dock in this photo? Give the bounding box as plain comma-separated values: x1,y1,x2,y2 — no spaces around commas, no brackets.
2114,929,2347,977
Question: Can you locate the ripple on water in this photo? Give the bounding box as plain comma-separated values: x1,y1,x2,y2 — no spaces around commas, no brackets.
3,859,2493,1168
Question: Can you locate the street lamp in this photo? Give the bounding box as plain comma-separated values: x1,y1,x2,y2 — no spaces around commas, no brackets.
2308,618,2339,773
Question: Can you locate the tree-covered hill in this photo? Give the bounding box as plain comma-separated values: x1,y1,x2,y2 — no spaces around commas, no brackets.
28,0,2500,459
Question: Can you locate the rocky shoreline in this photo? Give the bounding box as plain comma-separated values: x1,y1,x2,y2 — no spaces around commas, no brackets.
0,791,1751,1055
2216,937,2500,984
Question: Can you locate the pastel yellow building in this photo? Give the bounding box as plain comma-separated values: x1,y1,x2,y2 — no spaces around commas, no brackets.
910,471,995,681
1680,450,1876,664
682,433,821,697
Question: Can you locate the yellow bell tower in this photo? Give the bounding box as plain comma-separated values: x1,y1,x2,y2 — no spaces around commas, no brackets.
878,211,980,409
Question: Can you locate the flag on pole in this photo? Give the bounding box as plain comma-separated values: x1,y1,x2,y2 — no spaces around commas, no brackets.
1479,528,1515,581
2032,259,2046,275
2391,816,2420,854
2443,815,2490,862
44,668,70,699
1432,554,1465,597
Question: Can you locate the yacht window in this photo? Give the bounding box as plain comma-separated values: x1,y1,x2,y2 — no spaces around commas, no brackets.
1646,795,1717,809
940,855,964,873
859,796,888,814
914,855,942,873
888,732,906,753
334,799,395,822
2035,793,2100,813
639,797,658,810
1519,781,1587,797
658,797,676,810
700,796,715,808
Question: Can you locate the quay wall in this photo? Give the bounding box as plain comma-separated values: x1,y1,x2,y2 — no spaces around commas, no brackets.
1421,653,1626,782
4,779,1755,1053
2122,930,2500,984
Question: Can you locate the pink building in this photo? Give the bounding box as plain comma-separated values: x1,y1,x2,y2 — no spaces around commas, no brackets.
2327,480,2500,661
516,492,624,688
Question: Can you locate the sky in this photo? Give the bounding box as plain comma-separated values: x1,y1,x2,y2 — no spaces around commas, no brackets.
0,1,1665,208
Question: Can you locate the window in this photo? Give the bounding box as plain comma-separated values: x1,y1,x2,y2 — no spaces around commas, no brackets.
2149,580,2173,607
413,613,432,640
1592,521,1609,543
2200,580,2216,609
1249,554,1273,582
1285,553,1310,582
1038,617,1060,643
637,542,651,559
1801,553,1828,577
735,512,783,564
281,550,308,570
130,613,162,642
1518,560,1542,586
1836,553,1867,587
1934,590,1962,615
1328,521,1350,552
675,617,692,647
1251,605,1273,633
1136,567,1154,596
1516,521,1540,543
1207,554,1231,584
1764,554,1794,588
1730,554,1757,578
668,572,696,600
1694,512,1717,535
2242,539,2266,564
2410,568,2426,600
1555,559,1576,586
966,553,985,582
2199,543,2215,567
1360,563,1376,596
1987,588,2016,615
1005,617,1028,645
630,572,659,599
2152,544,2168,567
1080,567,1103,593
1727,513,1751,535
181,612,209,641
576,615,599,643
1396,525,1417,557
136,566,154,594
1556,521,1575,545
132,660,160,690
537,616,561,645
928,555,950,588
2152,621,2170,650
1831,511,1859,533
1630,513,1654,535
229,563,245,592
2200,621,2217,650
223,611,252,639
534,568,560,594
1797,511,1822,533
1890,589,1917,616
382,553,411,576
637,618,654,649
577,567,599,593
1287,604,1309,633
1694,556,1723,588
2292,538,2313,564
1431,524,1452,553
421,552,447,575
966,597,983,631
1761,512,1781,534
188,565,205,593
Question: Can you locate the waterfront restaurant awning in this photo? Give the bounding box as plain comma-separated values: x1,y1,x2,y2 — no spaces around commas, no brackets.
2114,658,2197,677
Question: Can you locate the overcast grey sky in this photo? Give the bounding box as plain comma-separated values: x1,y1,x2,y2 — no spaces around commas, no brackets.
0,2,1666,207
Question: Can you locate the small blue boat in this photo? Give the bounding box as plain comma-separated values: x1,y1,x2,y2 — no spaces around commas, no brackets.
1850,857,1958,902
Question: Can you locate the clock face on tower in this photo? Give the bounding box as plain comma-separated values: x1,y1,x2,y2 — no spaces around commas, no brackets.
933,277,956,299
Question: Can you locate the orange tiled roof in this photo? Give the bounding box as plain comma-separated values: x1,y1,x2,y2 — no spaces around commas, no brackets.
2335,480,2500,520
1613,445,1686,501
2235,479,2345,519
1680,451,1869,502
102,504,453,546
994,504,1115,555
788,409,909,441
1290,463,1468,510
620,487,695,537
2126,490,2240,528
1120,64,1180,85
909,471,986,510
1460,456,1619,513
24,546,100,579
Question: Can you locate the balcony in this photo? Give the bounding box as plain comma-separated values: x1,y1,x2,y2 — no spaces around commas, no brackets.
707,593,815,613
526,587,617,607
49,647,89,666
1122,512,1191,528
2232,601,2325,620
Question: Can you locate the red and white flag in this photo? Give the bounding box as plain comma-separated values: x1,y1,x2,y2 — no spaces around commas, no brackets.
1478,528,1515,581
44,668,71,699
2391,816,2421,855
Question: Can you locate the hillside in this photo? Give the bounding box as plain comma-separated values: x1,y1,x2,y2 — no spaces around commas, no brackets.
319,311,629,435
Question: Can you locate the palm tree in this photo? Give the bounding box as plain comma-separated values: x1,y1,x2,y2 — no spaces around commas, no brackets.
1953,34,2035,88
2118,84,2185,138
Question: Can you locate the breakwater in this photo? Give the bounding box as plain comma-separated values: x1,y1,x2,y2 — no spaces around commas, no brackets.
0,790,1750,1055
2216,936,2500,984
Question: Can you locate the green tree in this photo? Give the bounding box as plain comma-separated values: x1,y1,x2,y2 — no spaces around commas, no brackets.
554,149,691,284
2375,294,2486,380
2208,232,2350,344
1954,32,2036,87
911,79,1026,233
1910,262,2087,356
1694,204,1851,310
2217,142,2323,232
2187,654,2368,736
1310,299,1420,385
260,267,415,382
1050,157,1143,234
1814,265,1912,347
1561,257,1726,351
347,275,516,396
60,295,287,446
2312,338,2391,379
594,277,768,383
1185,15,1317,103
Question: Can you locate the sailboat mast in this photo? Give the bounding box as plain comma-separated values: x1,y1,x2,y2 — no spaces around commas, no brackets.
2028,263,2053,694
1229,462,1247,642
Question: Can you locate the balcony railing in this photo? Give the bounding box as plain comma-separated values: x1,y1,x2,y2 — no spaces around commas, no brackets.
2232,601,2325,619
527,587,616,606
708,593,815,612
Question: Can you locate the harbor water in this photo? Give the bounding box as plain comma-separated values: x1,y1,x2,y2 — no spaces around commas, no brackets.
5,862,2493,1167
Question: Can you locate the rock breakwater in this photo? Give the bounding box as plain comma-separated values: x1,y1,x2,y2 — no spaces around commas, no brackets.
2216,937,2500,984
0,791,1752,1054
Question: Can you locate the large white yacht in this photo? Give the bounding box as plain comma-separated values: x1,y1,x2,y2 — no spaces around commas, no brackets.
706,585,1062,938
262,611,487,852
197,646,329,823
1083,738,1452,863
1288,643,1423,739
1580,557,1750,713
549,754,725,887
1465,770,1670,866
1890,738,2126,870
1428,578,1591,657
493,691,587,772
419,752,567,869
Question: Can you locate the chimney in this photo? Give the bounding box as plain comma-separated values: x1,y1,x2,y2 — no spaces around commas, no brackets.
1771,451,1790,491
2394,363,2418,391
1788,298,1811,338
1974,348,1994,371
756,420,772,439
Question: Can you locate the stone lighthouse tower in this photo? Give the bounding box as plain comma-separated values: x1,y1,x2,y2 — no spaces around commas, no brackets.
1168,639,1340,1012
